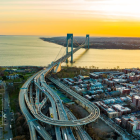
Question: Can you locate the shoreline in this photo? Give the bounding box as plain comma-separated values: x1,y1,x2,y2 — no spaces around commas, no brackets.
40,37,140,50
0,66,138,71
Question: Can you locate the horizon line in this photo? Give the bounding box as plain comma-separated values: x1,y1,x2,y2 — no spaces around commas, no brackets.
1,35,140,38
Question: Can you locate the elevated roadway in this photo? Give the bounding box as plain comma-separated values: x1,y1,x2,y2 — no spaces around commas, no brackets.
19,40,100,139
65,107,92,140
19,71,52,140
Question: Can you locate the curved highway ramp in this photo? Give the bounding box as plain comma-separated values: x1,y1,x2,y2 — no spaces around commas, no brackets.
19,39,100,140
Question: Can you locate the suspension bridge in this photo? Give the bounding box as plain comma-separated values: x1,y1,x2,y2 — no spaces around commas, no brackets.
19,34,100,140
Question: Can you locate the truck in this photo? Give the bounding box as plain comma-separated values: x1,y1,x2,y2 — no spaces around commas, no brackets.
50,113,53,118
64,133,67,140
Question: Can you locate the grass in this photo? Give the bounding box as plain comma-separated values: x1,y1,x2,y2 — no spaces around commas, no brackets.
0,99,2,112
8,73,34,113
9,85,22,113
3,130,8,134
0,89,4,93
0,94,3,126
49,84,72,103
0,117,2,126
24,74,33,80
56,66,122,79
5,78,23,83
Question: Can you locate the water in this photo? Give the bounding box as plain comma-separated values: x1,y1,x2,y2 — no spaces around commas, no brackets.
0,35,140,69
0,36,65,67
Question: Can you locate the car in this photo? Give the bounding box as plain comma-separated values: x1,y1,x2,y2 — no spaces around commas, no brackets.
37,126,40,130
69,131,72,134
10,125,12,129
3,114,7,119
11,112,14,115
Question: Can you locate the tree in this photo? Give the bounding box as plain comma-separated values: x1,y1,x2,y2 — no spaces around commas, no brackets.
2,76,6,80
117,66,120,69
19,75,24,79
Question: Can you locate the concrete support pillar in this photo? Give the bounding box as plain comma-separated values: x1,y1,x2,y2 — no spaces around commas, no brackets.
86,34,89,49
66,34,73,63
29,84,32,103
95,118,98,124
40,91,42,100
66,39,69,63
53,62,61,73
70,96,74,101
83,125,86,130
65,93,68,97
71,36,73,63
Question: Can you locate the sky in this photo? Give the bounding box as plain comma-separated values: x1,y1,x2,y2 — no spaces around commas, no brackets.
1,0,140,36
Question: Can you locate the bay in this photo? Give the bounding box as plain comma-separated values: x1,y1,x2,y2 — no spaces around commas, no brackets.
0,36,140,69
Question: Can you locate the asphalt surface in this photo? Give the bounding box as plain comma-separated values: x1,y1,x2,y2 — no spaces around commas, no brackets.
100,115,134,140
0,127,3,139
19,43,100,140
19,72,52,140
3,84,13,140
65,107,92,140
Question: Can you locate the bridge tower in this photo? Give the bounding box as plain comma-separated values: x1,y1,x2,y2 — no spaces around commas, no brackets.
86,34,89,49
66,34,73,63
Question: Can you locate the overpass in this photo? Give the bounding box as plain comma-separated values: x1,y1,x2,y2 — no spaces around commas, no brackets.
19,34,100,140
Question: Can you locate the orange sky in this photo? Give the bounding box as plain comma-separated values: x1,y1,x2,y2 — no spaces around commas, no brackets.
1,0,140,37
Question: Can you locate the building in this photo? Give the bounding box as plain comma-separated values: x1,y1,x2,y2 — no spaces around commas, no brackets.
95,101,118,118
112,104,131,115
115,118,121,125
132,95,140,107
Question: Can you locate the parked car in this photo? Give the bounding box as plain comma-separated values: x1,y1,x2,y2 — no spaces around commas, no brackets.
10,125,12,129
37,126,40,130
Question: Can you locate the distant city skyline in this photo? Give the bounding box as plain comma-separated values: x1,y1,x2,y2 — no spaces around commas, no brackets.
1,0,140,36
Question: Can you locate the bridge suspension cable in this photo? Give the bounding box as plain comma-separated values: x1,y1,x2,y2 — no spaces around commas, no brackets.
73,39,80,46
54,38,66,61
74,38,87,47
54,37,87,63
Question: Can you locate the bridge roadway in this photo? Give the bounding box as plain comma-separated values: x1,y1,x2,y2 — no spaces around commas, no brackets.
65,107,92,140
36,74,76,140
19,71,52,140
25,72,76,140
19,43,100,139
27,75,62,140
28,74,100,126
25,44,100,127
48,77,100,123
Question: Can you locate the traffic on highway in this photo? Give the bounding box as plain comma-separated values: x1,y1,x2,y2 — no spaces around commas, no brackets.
19,42,100,140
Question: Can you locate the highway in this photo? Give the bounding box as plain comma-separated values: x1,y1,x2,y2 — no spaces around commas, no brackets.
3,83,13,139
65,107,92,140
99,115,134,140
19,42,100,140
19,71,52,140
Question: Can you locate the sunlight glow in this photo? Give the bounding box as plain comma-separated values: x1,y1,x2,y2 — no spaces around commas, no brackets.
1,0,140,36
